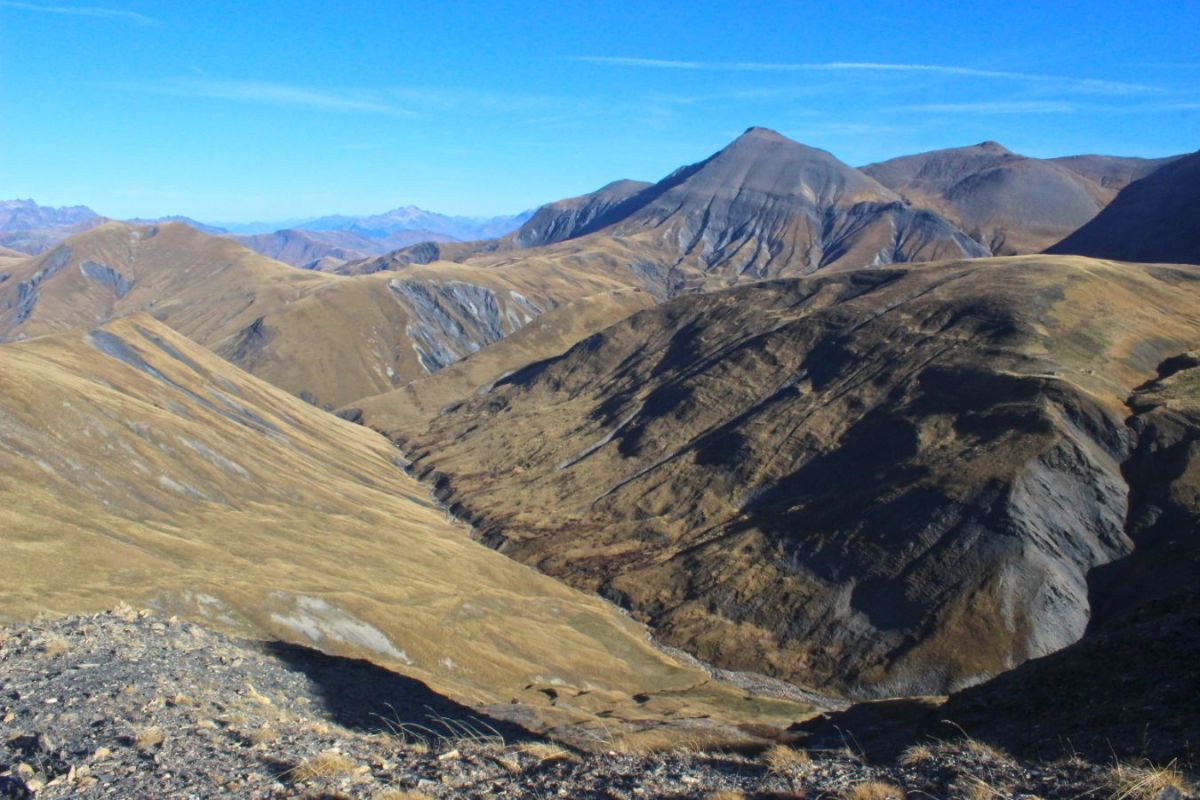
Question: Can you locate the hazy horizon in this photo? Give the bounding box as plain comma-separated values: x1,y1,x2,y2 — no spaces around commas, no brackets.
2,0,1197,221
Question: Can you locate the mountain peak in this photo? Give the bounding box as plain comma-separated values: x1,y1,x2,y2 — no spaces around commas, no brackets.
738,126,789,141
975,140,1011,153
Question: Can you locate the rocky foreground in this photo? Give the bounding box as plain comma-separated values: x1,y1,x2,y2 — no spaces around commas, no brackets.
1,610,1194,800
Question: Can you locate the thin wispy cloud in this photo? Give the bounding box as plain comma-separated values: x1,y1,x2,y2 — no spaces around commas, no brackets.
896,101,1078,114
114,78,418,117
0,0,156,25
574,56,1159,95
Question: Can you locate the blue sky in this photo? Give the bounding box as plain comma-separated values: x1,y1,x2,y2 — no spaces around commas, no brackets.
1,0,1197,221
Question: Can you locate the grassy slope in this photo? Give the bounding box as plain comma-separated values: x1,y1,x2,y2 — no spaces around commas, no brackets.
0,315,809,741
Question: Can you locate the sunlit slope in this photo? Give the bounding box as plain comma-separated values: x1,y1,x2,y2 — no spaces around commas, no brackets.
0,315,809,738
0,222,629,407
390,255,1200,698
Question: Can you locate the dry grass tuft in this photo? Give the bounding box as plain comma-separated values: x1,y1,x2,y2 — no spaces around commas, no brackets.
38,635,69,658
898,743,935,767
517,742,577,764
763,744,811,775
952,774,1006,800
962,739,1015,765
248,727,280,745
1105,760,1191,800
133,726,165,750
706,791,748,800
372,790,433,800
844,780,905,800
288,751,357,782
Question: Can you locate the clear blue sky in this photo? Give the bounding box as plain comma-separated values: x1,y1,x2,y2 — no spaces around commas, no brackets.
1,0,1197,221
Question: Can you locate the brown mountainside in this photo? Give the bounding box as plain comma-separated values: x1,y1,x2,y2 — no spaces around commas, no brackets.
0,221,630,406
862,142,1149,254
0,314,810,742
379,255,1200,698
1047,149,1200,264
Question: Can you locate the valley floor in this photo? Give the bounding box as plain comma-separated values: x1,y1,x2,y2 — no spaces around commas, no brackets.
2,611,1193,800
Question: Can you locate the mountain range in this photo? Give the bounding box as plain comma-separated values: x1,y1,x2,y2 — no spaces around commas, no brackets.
1,125,1197,763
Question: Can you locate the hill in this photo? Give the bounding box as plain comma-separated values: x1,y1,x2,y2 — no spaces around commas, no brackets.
1046,150,1200,264
0,315,812,743
0,221,631,407
379,255,1200,698
862,142,1147,254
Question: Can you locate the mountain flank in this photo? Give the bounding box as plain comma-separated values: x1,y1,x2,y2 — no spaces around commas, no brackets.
861,142,1175,254
1047,149,1200,264
0,314,811,742
378,255,1200,699
0,221,633,406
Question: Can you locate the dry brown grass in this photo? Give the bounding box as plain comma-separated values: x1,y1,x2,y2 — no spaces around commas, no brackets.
952,774,1005,800
1105,760,1191,800
517,742,578,764
961,739,1015,765
844,780,905,800
898,743,935,766
763,744,811,775
705,791,747,800
372,790,432,800
37,635,69,658
288,751,357,782
133,726,165,750
248,727,279,745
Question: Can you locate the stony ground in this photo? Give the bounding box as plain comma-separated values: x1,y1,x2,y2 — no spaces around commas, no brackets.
1,609,1194,799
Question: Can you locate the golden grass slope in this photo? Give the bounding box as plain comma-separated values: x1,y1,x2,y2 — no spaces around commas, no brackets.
0,315,810,742
0,222,630,407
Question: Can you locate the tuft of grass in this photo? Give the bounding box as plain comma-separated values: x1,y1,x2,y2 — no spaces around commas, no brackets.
706,791,748,800
517,742,577,764
288,751,357,782
844,780,905,800
962,739,1015,765
134,726,165,750
248,727,279,745
763,744,811,775
953,774,1006,800
1105,760,1191,800
372,791,432,800
898,743,935,767
38,635,69,658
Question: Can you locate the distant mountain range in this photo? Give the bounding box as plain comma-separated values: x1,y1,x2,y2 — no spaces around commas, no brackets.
0,199,533,266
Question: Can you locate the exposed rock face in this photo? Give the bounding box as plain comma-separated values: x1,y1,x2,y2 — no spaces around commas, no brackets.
389,256,1200,698
863,142,1145,254
1046,150,1200,265
387,279,541,372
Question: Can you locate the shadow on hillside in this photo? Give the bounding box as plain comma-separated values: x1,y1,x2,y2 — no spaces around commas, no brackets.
260,640,536,744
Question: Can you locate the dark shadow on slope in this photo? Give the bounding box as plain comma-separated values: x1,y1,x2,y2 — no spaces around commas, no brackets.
259,640,536,743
